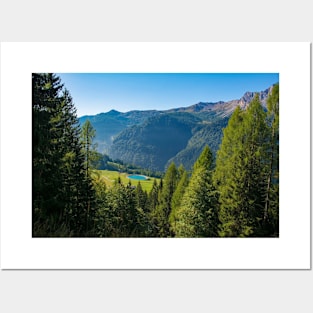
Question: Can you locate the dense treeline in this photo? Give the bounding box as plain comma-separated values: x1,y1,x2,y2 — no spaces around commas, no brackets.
95,154,164,178
33,74,278,237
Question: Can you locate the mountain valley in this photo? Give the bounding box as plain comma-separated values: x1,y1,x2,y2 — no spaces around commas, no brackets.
78,85,275,171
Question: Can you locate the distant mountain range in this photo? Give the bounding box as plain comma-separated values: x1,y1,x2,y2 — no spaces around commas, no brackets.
78,84,275,171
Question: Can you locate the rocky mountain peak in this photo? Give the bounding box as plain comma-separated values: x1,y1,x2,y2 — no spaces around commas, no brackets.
240,87,271,107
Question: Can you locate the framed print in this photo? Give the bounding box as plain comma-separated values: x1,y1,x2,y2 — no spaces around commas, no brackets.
0,42,310,269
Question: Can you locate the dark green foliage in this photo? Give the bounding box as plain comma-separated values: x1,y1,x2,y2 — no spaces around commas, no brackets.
33,73,95,237
94,179,153,237
32,74,63,220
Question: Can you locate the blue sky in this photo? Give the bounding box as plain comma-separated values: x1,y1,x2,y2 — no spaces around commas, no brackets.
57,73,279,117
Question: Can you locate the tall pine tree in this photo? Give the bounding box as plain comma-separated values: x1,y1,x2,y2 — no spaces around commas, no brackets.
152,162,178,237
174,146,218,237
32,73,94,237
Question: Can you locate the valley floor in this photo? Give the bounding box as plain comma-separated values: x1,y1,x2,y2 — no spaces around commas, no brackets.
93,169,160,192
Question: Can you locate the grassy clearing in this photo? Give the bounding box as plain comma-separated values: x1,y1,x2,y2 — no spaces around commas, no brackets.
92,169,160,193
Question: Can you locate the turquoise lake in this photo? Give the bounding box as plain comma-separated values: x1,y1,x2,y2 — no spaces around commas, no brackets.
127,175,148,180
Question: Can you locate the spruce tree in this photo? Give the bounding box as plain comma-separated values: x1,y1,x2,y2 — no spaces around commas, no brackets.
32,73,94,237
93,171,108,237
147,179,162,236
175,146,218,237
33,73,64,226
135,182,148,212
148,179,160,212
153,162,178,237
103,179,152,237
80,119,99,177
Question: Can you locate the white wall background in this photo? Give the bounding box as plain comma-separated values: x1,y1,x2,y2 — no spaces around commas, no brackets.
0,1,312,312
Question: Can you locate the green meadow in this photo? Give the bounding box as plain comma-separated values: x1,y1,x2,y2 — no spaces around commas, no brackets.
92,169,160,193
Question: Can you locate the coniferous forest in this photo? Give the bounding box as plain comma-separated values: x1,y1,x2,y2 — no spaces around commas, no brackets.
33,73,279,237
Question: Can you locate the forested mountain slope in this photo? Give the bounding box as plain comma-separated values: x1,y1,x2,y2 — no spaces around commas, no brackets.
79,109,160,152
79,85,275,171
166,117,229,170
109,113,201,171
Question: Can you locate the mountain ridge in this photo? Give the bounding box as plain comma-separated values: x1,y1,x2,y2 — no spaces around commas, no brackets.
79,85,274,120
79,84,277,171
